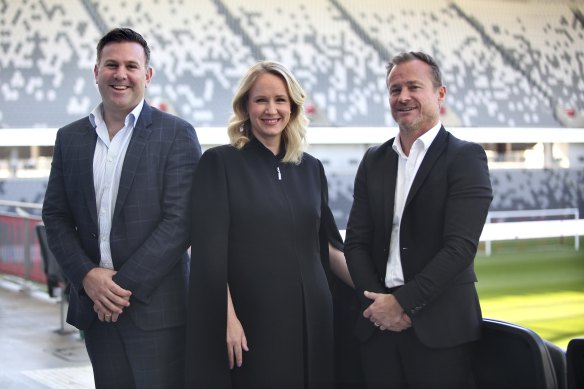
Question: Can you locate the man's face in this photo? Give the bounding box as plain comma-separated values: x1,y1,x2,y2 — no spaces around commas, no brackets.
387,59,445,134
94,41,152,118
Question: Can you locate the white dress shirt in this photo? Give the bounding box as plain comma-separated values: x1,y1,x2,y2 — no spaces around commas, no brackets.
385,122,442,288
90,100,144,270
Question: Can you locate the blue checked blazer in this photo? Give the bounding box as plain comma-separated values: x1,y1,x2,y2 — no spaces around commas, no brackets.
42,102,201,331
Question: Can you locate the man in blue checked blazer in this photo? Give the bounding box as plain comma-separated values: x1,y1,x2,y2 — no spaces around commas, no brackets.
42,28,201,389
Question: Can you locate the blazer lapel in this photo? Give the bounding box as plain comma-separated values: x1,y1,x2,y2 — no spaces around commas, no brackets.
383,143,398,241
80,121,98,227
405,127,448,207
113,103,153,221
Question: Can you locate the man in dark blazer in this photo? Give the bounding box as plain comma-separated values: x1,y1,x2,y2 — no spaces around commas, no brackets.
345,52,493,389
42,28,201,389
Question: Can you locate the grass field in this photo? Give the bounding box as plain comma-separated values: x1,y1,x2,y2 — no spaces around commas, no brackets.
475,238,584,350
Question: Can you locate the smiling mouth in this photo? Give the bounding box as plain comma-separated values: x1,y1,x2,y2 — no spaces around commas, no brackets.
111,85,129,91
397,107,416,112
262,118,280,125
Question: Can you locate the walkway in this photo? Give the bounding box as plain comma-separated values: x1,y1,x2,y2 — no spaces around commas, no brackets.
0,276,93,388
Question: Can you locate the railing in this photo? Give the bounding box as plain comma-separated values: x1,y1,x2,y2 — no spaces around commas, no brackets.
338,208,582,256
0,200,44,291
0,200,74,334
481,208,581,256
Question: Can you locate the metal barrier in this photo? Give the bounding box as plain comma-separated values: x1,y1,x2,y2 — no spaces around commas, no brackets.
0,200,74,334
0,200,44,291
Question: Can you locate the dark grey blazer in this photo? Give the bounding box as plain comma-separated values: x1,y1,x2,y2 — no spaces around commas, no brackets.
42,102,201,330
345,127,493,348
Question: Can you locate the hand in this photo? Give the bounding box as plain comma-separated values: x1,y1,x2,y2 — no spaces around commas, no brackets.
83,268,131,319
226,285,249,368
363,290,412,332
94,306,122,323
226,310,249,369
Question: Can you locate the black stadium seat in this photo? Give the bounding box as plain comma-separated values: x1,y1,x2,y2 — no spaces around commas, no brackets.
473,318,560,389
35,224,66,298
567,338,584,389
546,340,568,389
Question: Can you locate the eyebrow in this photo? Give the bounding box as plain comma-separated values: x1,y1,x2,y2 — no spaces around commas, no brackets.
103,59,142,66
390,80,423,88
251,94,288,99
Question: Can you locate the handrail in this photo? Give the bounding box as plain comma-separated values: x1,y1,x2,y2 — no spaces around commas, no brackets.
0,199,43,210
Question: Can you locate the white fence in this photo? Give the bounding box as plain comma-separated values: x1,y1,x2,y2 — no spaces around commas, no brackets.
481,208,581,256
339,208,583,256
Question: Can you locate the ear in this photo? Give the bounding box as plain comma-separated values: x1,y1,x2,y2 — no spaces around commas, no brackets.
93,64,99,83
145,67,153,88
437,85,446,105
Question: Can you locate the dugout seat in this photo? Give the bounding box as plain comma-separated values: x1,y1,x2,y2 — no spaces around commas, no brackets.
567,338,584,389
473,318,560,389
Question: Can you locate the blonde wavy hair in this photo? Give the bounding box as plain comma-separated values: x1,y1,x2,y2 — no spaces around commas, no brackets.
227,61,308,164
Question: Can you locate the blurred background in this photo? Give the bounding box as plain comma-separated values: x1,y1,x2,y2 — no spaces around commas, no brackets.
0,0,583,387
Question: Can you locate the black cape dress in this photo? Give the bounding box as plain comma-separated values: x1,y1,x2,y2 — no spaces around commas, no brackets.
185,137,343,389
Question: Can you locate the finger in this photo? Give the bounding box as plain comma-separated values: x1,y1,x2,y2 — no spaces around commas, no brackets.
111,312,121,322
242,335,249,352
235,344,243,368
363,306,372,319
99,295,127,314
109,284,132,300
227,345,235,370
105,289,131,309
363,290,377,300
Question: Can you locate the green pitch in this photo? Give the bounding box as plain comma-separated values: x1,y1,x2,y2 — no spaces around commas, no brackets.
475,239,584,350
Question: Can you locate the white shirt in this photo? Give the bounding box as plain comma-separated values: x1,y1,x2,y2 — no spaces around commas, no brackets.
385,122,442,288
90,100,144,269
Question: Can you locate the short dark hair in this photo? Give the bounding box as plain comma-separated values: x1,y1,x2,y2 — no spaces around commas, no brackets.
386,51,443,88
96,28,150,67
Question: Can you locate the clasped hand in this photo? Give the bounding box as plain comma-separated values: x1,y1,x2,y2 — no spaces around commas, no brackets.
83,267,132,323
363,290,412,332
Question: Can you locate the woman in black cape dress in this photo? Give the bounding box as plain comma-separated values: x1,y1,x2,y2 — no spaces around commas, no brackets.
185,61,353,389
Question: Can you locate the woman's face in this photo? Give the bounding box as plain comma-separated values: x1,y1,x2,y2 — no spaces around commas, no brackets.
247,73,291,151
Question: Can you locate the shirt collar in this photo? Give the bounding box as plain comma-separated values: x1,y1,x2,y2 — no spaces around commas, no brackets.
89,99,145,131
392,121,442,158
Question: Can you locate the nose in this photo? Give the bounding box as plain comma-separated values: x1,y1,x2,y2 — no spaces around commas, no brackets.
264,101,277,114
113,67,127,80
397,89,411,103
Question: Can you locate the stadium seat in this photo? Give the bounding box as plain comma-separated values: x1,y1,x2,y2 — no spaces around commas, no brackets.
473,318,559,389
567,338,584,389
35,224,65,298
546,340,568,389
